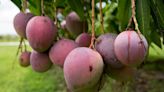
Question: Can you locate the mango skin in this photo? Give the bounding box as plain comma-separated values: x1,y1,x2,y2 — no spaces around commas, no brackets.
64,47,104,92
95,33,124,69
13,12,34,39
49,39,78,68
19,51,31,67
26,16,57,52
30,51,52,73
75,33,91,47
114,30,148,66
66,12,88,36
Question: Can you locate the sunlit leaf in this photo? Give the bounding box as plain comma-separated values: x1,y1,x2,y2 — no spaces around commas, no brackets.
28,0,41,15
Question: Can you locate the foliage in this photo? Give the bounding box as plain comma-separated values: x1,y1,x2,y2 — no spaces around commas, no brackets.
11,0,164,48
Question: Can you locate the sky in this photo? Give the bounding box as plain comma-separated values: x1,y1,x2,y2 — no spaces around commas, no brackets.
0,0,20,35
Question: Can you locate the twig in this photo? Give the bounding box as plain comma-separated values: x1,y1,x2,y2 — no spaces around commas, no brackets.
13,38,23,70
132,6,140,34
22,0,27,13
99,0,104,33
41,0,45,16
89,0,95,49
54,7,57,25
130,0,147,51
16,38,23,56
23,40,27,51
131,0,141,34
126,17,133,30
127,0,140,33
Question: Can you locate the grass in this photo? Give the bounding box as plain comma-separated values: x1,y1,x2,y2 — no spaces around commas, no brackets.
147,43,164,61
0,35,19,42
0,46,66,92
0,44,164,92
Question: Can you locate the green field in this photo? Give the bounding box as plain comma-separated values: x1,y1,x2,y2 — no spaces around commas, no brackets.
0,45,112,92
0,44,164,92
0,46,66,92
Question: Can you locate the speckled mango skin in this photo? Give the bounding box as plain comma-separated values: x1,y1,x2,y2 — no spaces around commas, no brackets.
49,39,78,68
95,33,124,69
75,33,91,47
64,47,104,92
13,12,34,39
30,51,52,73
26,16,57,52
19,51,31,67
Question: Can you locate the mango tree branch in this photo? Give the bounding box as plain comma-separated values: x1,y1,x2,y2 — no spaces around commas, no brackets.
22,0,27,13
89,0,95,49
100,0,104,33
132,0,147,50
41,0,45,16
131,0,141,34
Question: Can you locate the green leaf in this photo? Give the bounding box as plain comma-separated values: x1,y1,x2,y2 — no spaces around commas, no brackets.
104,2,119,33
28,0,37,8
67,0,84,20
150,0,164,29
110,0,117,3
136,0,151,43
44,0,55,20
11,0,22,10
55,0,66,8
117,0,131,31
28,0,41,15
150,31,161,48
150,14,162,48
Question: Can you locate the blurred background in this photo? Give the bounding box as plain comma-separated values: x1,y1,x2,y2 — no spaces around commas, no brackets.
0,0,18,35
0,0,164,92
